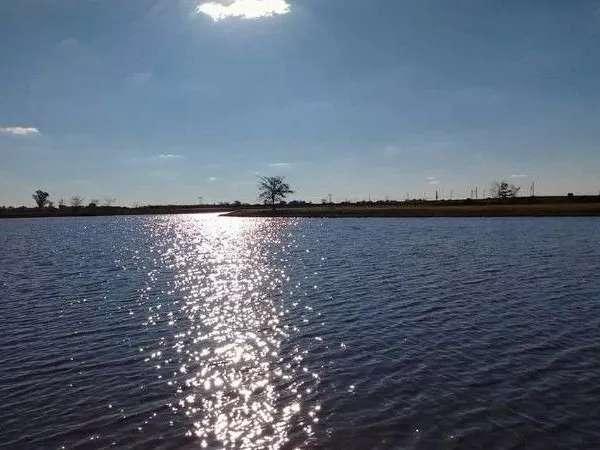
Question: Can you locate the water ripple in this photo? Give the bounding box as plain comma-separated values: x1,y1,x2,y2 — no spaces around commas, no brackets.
1,216,600,449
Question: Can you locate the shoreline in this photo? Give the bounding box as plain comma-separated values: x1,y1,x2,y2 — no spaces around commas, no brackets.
225,202,600,218
0,206,232,220
3,198,600,220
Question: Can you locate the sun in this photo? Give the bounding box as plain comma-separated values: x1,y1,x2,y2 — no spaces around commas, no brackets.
196,0,291,21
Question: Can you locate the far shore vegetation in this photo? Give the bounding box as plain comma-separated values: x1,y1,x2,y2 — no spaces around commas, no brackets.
2,177,600,219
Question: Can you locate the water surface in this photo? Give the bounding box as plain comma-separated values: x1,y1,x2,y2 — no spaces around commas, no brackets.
1,215,599,449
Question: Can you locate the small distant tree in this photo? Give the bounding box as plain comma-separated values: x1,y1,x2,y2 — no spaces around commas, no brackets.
88,199,98,208
32,190,50,208
491,181,521,199
70,196,84,208
258,176,294,209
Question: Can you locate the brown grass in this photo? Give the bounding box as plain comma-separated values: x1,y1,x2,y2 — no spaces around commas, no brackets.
225,203,600,218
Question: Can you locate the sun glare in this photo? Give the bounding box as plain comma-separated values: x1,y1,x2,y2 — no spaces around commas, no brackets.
196,0,290,21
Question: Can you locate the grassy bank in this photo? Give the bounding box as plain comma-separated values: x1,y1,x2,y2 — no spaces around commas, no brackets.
0,205,234,219
4,197,600,219
225,200,600,218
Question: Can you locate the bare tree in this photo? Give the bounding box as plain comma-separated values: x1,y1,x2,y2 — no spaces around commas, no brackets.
491,181,521,199
258,176,294,209
32,190,50,208
70,196,84,208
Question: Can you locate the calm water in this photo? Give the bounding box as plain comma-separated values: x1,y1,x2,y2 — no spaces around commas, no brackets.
1,215,600,449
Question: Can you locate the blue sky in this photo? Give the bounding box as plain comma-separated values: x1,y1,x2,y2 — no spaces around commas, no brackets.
1,0,600,206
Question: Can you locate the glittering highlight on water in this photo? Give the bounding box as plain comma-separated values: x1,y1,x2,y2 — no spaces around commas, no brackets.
141,215,320,449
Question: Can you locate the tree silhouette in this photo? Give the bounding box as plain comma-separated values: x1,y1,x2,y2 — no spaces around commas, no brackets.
491,181,521,199
258,176,294,209
32,190,49,208
70,196,84,208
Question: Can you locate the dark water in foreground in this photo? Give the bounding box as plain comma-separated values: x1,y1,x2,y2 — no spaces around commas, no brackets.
1,215,600,449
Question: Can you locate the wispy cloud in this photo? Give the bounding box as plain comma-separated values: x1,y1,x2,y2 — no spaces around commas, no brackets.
426,176,440,185
56,37,80,51
268,162,292,168
196,0,290,21
127,71,152,86
0,126,40,136
207,176,218,182
157,153,184,160
510,173,528,178
383,145,403,158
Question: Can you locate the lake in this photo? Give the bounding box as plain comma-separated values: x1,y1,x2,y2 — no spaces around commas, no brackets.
1,214,600,449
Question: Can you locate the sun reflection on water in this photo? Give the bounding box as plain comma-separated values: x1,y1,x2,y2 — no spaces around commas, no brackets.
143,214,319,449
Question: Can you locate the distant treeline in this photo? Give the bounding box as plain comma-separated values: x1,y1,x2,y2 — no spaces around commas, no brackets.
2,195,599,219
0,204,234,219
326,195,600,207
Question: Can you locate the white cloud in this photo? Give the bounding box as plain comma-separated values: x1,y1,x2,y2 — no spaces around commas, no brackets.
268,162,292,168
56,37,80,51
0,126,40,136
207,176,218,182
196,0,290,21
127,71,152,85
510,174,528,178
383,145,403,157
157,153,184,159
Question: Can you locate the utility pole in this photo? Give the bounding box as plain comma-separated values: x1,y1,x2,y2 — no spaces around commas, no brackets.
475,187,478,199
530,182,535,197
328,193,332,203
435,189,439,201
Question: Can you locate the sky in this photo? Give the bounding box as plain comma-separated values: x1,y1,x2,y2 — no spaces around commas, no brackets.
1,0,600,206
